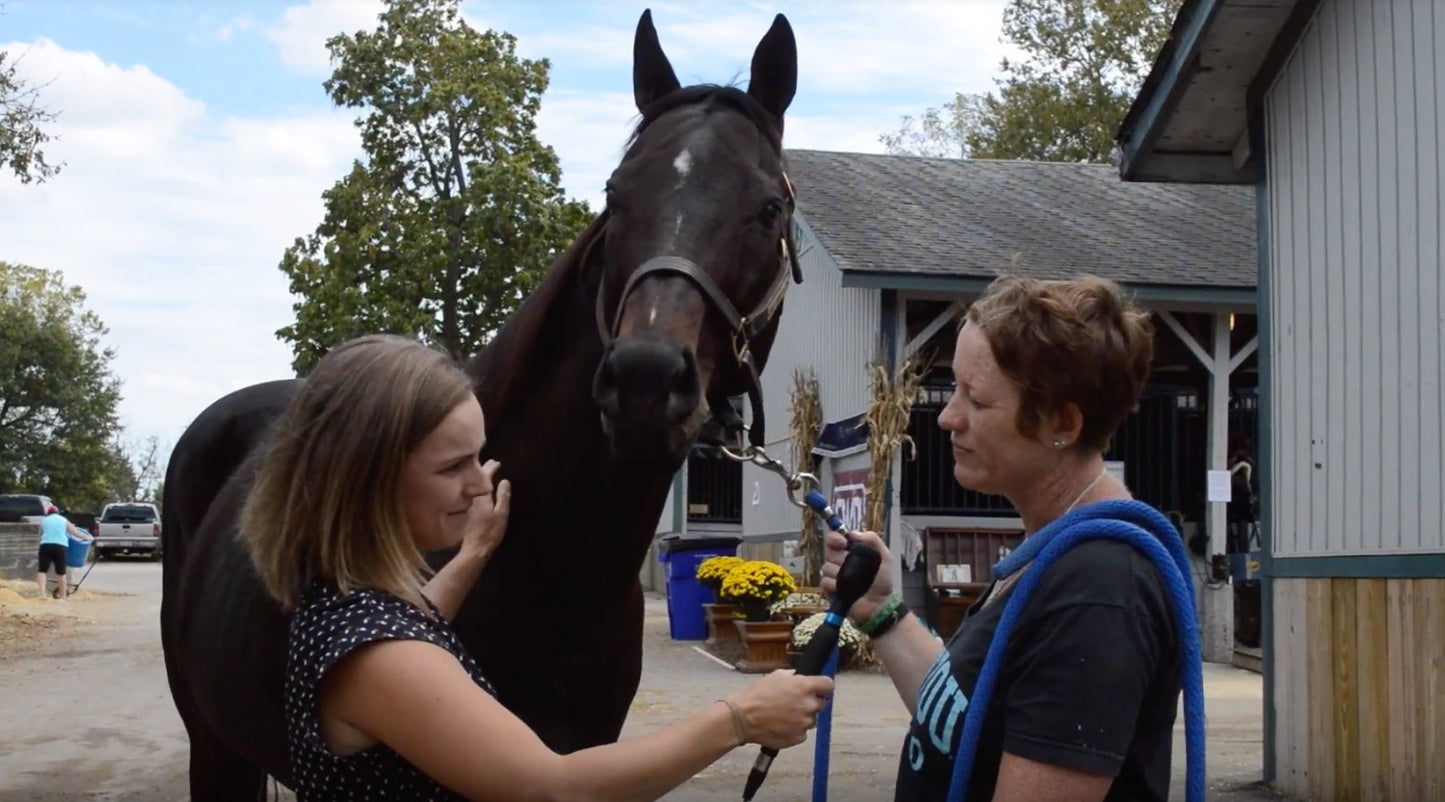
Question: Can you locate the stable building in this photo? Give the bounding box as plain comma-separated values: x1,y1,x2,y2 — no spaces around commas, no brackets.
651,149,1262,666
1115,0,1445,797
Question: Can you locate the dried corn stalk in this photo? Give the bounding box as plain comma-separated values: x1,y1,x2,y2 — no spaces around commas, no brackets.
863,357,924,534
788,368,824,585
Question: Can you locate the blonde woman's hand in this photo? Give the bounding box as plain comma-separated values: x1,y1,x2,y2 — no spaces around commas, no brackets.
461,460,510,562
727,669,835,750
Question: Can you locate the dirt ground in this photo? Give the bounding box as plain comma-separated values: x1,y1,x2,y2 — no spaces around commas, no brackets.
0,563,1290,801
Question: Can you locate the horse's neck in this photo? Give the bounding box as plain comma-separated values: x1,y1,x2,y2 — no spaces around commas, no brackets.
483,275,677,575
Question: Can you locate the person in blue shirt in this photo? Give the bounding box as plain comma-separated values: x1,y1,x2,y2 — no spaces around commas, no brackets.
36,504,93,601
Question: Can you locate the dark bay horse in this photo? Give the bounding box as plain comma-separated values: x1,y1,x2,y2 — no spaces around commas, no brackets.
159,9,802,799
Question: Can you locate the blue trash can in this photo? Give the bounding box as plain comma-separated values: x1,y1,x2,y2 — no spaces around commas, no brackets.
656,535,742,640
66,535,90,568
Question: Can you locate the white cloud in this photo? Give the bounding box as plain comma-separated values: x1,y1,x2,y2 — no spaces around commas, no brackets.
0,38,361,445
266,1,1018,100
500,1,1018,100
266,0,384,76
215,15,259,43
532,89,637,210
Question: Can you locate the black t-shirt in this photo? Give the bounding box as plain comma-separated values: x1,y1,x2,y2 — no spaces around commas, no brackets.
894,537,1181,801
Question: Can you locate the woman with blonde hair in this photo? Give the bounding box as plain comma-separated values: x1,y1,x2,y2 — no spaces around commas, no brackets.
241,333,832,801
823,275,1190,802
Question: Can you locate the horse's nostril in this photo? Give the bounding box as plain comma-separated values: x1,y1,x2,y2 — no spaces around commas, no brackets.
594,339,700,427
670,349,697,395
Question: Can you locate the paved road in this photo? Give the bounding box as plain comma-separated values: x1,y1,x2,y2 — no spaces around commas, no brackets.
0,562,191,801
0,563,1287,801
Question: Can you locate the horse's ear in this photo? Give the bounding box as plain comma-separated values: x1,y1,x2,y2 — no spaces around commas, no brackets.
633,9,681,113
747,14,797,125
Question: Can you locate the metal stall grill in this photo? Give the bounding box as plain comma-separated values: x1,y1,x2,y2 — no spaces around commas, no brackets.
901,382,1259,521
685,451,742,524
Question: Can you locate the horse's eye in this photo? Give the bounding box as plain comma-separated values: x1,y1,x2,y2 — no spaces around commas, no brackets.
759,199,783,226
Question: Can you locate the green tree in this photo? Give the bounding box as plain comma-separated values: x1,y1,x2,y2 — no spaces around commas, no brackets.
0,262,126,510
0,2,62,184
881,0,1180,163
277,0,592,374
113,433,165,504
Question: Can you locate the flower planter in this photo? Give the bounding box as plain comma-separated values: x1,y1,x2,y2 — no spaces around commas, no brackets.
733,618,793,674
705,603,740,642
785,644,806,671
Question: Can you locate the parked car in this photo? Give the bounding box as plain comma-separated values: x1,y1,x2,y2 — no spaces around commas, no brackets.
95,501,162,560
0,493,58,524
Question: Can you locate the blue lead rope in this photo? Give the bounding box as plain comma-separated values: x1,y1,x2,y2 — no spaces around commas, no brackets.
945,499,1207,802
801,492,847,802
810,646,840,802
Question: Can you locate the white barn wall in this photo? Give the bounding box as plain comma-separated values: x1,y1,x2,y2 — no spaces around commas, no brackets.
742,213,882,538
1264,0,1444,558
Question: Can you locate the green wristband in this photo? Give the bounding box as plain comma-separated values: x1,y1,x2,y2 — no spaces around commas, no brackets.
860,595,905,637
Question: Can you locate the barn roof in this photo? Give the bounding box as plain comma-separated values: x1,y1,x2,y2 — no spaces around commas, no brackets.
1114,0,1306,184
784,149,1257,306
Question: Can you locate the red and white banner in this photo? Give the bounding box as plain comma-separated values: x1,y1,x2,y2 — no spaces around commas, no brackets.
830,467,870,533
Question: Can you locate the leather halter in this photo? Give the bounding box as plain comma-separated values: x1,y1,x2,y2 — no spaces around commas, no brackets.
591,172,803,449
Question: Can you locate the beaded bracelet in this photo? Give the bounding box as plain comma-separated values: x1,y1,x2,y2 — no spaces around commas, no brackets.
859,595,908,638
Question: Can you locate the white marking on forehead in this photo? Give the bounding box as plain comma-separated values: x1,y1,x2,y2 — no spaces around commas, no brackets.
673,148,692,181
648,302,659,326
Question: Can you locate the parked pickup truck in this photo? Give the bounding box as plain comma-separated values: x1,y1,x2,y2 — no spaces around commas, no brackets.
96,502,161,560
0,493,58,524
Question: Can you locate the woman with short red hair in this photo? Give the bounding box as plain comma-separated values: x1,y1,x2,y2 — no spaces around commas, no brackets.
823,274,1182,802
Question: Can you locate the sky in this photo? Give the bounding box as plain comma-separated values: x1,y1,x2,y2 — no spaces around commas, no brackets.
0,0,1018,456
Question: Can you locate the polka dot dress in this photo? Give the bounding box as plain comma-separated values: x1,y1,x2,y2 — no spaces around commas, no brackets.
285,581,496,800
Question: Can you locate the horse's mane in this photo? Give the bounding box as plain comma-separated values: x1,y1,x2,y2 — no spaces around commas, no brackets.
467,85,785,432
467,212,609,428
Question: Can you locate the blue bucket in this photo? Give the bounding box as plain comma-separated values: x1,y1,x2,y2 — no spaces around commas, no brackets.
66,536,90,568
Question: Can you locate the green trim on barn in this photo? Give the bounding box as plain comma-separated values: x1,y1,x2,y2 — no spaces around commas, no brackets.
839,271,1257,307
1266,554,1445,579
1252,108,1277,785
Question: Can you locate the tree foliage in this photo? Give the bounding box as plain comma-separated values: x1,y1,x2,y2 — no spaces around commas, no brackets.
277,0,593,374
0,3,62,184
0,262,128,510
881,0,1180,163
117,433,166,505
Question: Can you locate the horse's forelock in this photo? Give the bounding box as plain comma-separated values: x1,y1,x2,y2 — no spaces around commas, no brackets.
626,84,783,155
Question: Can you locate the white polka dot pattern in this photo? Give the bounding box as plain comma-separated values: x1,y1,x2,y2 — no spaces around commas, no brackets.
285,581,496,800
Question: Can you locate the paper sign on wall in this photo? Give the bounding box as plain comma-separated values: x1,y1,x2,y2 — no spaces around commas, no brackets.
1206,470,1232,502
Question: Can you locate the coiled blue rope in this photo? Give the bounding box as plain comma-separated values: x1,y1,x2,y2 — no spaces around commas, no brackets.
945,499,1206,802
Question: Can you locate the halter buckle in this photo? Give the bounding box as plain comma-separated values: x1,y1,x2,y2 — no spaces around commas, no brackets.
732,317,752,364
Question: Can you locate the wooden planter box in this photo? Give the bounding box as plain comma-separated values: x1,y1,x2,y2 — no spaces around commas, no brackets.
733,619,793,673
705,603,740,642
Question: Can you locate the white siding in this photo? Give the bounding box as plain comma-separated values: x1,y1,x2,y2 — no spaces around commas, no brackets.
741,214,882,537
1265,0,1444,557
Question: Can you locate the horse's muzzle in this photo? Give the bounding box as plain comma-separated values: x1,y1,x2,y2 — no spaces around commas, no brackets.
592,337,706,465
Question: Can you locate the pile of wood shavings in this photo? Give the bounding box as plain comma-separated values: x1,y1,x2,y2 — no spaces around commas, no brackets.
0,580,104,656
